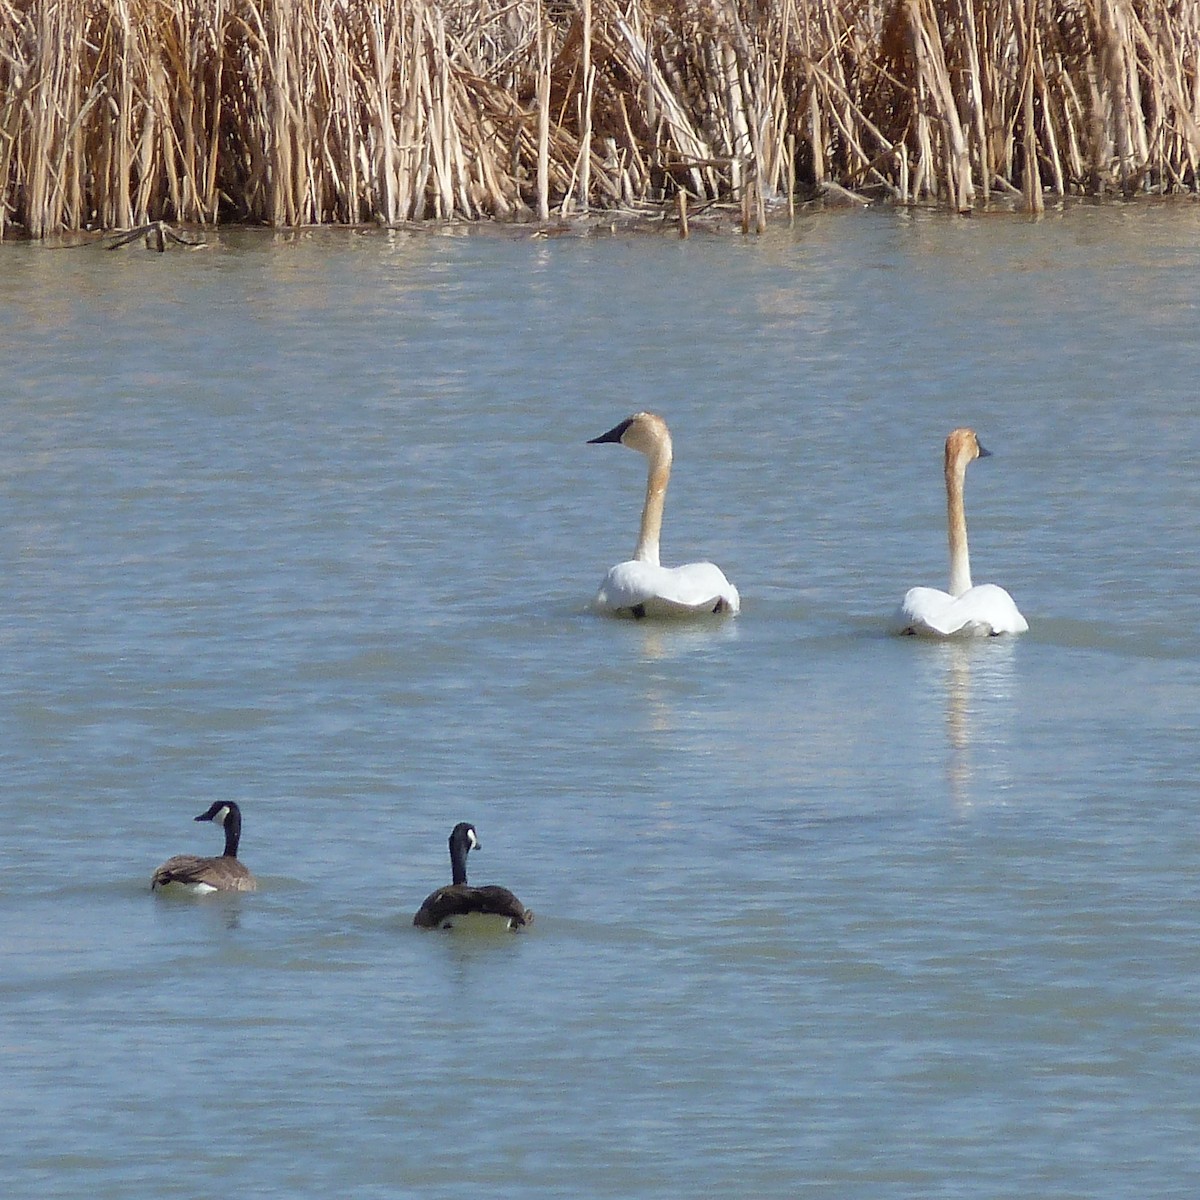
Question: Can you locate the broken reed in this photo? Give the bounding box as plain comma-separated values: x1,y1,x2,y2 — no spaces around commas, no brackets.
2,0,1198,237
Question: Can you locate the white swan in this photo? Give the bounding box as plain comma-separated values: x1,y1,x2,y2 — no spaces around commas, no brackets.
894,428,1028,638
588,412,739,618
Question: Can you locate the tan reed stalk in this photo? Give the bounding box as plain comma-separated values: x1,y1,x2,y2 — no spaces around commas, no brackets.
367,5,398,224
536,18,549,222
957,0,990,203
396,1,426,221
786,131,795,217
578,0,592,211
1034,34,1065,196
426,7,451,218
35,0,85,235
109,0,134,229
722,40,749,198
1014,0,1044,211
912,0,974,208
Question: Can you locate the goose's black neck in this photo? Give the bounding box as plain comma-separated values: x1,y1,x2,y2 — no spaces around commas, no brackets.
222,808,241,858
448,826,473,886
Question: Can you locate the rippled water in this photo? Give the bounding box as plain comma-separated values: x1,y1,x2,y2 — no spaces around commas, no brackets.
2,205,1200,1198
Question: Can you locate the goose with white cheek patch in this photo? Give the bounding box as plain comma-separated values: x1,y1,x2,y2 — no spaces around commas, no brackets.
413,823,532,931
588,411,739,619
150,801,258,893
894,428,1028,638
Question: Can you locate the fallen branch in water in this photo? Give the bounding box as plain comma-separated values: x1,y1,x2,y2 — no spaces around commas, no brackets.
104,221,207,251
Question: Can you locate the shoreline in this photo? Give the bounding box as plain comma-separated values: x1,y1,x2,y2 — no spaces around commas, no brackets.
11,189,1198,253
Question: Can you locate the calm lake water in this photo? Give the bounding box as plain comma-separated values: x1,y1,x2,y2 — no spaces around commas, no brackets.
2,203,1199,1198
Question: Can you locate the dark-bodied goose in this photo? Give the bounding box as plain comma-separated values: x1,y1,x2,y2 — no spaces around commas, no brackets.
894,428,1028,637
150,801,258,893
413,823,532,930
588,412,739,618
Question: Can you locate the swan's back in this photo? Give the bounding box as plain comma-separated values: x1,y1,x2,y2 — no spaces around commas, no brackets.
596,560,740,617
896,583,1028,638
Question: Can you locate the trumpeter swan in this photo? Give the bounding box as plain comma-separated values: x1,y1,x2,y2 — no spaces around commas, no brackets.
894,428,1028,638
413,823,532,931
151,801,258,893
588,412,739,618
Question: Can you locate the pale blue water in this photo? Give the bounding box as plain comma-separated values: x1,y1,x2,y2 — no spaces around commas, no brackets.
2,205,1199,1198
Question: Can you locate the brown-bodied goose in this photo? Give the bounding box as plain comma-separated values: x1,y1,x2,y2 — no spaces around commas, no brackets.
150,801,258,893
413,823,532,930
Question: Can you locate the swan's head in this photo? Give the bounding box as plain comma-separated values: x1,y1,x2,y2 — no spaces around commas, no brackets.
945,427,991,473
589,411,672,460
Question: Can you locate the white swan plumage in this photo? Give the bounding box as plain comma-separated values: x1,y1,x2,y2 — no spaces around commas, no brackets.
894,428,1028,638
588,412,739,618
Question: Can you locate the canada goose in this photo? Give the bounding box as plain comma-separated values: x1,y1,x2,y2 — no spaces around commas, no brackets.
413,822,532,930
894,428,1028,637
150,801,258,893
588,411,740,618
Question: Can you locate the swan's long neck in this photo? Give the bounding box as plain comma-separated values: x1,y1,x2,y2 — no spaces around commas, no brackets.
634,440,671,567
945,453,972,597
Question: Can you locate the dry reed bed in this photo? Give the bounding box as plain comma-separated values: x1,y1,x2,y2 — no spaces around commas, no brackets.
1,0,1198,237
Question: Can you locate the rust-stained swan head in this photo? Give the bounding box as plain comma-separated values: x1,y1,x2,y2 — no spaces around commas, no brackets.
587,411,739,619
894,428,1027,638
589,410,673,462
944,427,991,474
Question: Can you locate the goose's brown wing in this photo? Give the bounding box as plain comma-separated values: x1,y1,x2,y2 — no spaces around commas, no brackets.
413,884,532,928
413,885,468,928
472,886,533,926
151,854,257,892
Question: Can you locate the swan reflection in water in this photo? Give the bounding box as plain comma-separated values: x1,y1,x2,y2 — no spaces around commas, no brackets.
629,618,739,734
936,637,1020,810
635,616,740,663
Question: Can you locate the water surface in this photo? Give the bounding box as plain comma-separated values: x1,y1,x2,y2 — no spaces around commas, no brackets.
2,205,1199,1197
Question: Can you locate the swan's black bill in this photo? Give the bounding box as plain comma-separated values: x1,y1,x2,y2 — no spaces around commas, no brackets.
588,418,633,445
977,442,993,458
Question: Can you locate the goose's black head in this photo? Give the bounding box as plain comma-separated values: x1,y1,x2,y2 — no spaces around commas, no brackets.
448,822,480,885
194,801,242,857
449,822,480,856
